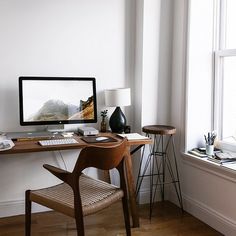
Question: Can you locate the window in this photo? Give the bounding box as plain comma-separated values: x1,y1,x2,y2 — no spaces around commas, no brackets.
214,0,236,147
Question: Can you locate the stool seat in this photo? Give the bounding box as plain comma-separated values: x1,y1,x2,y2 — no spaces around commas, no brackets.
142,125,176,135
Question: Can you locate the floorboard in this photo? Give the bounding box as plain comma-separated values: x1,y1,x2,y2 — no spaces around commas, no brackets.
0,201,222,236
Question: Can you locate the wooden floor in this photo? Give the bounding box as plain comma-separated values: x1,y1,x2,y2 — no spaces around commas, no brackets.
0,201,222,236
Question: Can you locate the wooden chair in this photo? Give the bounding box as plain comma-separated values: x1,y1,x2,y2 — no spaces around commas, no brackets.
25,139,131,236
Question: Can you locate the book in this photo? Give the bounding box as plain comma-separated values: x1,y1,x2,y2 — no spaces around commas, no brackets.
207,156,236,164
188,148,208,158
188,147,222,158
117,133,149,140
207,152,236,164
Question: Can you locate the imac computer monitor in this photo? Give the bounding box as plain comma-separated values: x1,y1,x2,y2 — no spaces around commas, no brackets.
19,77,97,126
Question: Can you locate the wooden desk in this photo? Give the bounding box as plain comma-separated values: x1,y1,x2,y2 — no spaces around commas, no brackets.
0,133,151,227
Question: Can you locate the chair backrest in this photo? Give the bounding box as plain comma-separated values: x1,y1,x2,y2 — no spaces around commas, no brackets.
73,139,128,175
68,139,129,209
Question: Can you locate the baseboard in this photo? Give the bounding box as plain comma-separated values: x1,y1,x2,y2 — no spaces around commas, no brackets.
136,185,170,205
169,190,236,236
0,199,50,218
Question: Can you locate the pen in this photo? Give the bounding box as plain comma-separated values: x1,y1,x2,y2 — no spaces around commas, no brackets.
204,131,217,145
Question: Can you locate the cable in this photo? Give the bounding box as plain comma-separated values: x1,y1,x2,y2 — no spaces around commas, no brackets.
58,150,68,171
52,150,68,171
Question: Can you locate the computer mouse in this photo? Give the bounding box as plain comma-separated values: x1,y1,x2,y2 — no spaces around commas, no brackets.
96,137,109,141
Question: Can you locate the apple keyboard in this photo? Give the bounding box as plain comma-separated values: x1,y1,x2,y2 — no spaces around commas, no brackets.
38,138,78,146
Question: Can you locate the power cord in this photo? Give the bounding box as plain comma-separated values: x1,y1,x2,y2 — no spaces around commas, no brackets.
58,150,67,171
52,150,68,171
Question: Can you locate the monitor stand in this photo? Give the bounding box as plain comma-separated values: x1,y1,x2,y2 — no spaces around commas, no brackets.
46,124,65,134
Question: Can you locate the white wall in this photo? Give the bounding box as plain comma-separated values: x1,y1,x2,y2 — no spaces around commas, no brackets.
186,0,214,150
0,0,173,217
134,0,161,131
0,0,127,131
132,0,175,203
133,0,172,130
0,0,128,217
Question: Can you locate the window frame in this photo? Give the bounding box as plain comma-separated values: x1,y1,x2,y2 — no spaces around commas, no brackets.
214,0,236,150
214,49,236,139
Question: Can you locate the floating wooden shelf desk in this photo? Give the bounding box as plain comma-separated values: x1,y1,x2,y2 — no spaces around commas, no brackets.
0,132,151,228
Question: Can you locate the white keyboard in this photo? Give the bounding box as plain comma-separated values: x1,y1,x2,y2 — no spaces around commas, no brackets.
38,138,78,146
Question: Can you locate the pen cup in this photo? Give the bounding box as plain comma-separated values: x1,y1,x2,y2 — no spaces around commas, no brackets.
206,144,214,156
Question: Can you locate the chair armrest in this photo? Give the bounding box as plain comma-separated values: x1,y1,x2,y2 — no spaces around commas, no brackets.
43,164,71,182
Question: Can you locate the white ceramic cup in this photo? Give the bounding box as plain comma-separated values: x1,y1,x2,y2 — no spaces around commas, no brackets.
206,144,214,156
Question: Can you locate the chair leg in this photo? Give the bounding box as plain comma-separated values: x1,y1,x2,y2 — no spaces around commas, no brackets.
74,211,85,236
25,190,32,236
122,197,131,236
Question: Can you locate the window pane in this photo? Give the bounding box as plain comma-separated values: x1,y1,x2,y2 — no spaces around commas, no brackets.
222,56,236,141
225,0,236,48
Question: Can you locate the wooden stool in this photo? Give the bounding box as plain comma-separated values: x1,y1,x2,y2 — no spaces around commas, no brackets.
136,125,183,218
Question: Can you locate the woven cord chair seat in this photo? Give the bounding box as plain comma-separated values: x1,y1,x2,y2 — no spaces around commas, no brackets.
30,174,124,217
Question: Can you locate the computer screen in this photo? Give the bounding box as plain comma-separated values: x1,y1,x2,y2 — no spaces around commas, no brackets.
19,77,97,126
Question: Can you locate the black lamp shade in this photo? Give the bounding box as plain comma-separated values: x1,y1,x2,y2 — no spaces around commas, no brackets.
109,107,126,133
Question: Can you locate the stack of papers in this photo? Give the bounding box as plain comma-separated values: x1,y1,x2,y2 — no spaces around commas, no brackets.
208,152,236,164
117,133,149,140
188,148,207,158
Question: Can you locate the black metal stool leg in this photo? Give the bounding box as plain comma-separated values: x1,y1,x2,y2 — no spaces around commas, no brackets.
153,135,164,199
136,125,184,219
171,136,183,210
149,135,157,219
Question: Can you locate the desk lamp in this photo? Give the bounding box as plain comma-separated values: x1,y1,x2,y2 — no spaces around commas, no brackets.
105,88,131,133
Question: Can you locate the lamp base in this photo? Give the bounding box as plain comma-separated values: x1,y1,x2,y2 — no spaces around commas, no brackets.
109,107,126,133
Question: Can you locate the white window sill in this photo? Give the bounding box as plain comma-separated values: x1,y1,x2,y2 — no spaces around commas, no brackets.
182,152,236,183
